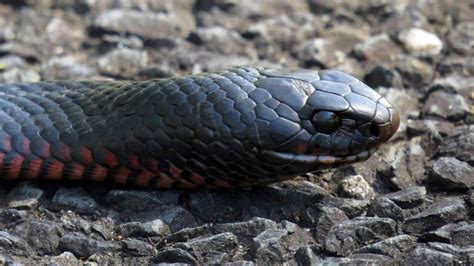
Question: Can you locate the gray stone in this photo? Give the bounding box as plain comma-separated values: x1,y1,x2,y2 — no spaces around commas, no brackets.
388,138,427,189
438,125,474,165
421,223,458,243
313,206,349,244
245,15,308,58
93,9,194,40
354,234,417,259
337,174,374,200
370,186,429,221
321,25,369,53
251,228,287,265
438,55,474,76
423,90,470,121
49,252,80,265
165,224,212,244
370,197,405,221
41,56,96,80
364,65,403,89
430,74,474,99
320,196,371,218
0,231,32,256
98,48,148,78
325,217,398,256
187,26,252,56
427,242,474,263
168,46,254,74
7,182,44,209
407,119,455,138
283,220,316,247
151,247,197,264
212,217,278,247
404,197,467,234
429,157,473,191
421,222,470,244
103,190,179,212
90,219,115,241
102,34,144,49
451,223,474,246
58,235,120,258
118,219,170,238
159,206,198,233
394,56,434,89
0,55,27,69
298,38,345,68
121,239,157,257
448,21,474,55
294,245,322,266
224,261,256,266
188,182,328,225
52,187,98,215
404,244,462,265
0,209,28,230
352,33,401,66
398,28,443,55
45,16,84,49
174,232,238,264
14,221,62,255
60,211,93,234
0,67,40,83
0,42,40,62
317,255,393,265
384,186,427,209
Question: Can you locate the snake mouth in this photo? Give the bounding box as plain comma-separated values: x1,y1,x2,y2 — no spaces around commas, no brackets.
260,148,376,174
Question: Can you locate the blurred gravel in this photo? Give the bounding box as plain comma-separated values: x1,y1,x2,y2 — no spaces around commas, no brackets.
0,0,472,265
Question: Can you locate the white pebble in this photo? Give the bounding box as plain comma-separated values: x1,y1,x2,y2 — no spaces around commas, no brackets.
399,28,443,55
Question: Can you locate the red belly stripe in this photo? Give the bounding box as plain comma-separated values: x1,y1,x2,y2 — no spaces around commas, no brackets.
103,149,118,167
25,157,42,179
67,163,85,180
128,155,141,170
145,159,159,173
80,147,93,164
176,179,198,189
90,165,108,182
135,169,154,187
190,173,206,185
170,166,182,180
113,167,132,185
214,179,232,188
157,174,175,188
46,160,64,180
7,154,24,180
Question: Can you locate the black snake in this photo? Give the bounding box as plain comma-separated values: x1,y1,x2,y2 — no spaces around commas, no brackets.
0,67,399,188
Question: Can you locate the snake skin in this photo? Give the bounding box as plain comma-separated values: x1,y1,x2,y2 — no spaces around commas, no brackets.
0,67,399,188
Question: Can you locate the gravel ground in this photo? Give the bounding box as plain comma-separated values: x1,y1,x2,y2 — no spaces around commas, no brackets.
0,0,472,265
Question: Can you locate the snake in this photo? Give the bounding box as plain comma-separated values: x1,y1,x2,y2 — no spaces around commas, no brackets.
0,67,399,188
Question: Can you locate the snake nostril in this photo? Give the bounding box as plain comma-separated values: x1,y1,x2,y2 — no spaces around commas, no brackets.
370,123,379,137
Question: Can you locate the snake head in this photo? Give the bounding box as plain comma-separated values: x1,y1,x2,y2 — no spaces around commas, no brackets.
248,68,400,177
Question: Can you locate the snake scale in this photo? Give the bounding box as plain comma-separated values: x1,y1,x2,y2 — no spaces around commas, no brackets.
0,67,399,188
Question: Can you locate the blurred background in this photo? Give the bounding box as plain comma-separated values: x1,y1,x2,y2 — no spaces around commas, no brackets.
0,0,472,264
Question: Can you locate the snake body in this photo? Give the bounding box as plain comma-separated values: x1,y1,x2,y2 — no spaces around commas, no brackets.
0,67,399,188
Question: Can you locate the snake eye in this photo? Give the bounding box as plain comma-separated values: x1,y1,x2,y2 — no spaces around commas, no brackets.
312,111,341,134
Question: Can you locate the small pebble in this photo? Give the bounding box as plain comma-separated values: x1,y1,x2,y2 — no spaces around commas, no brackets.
398,28,443,55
